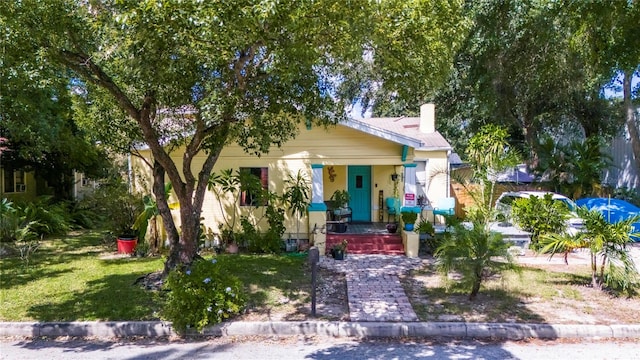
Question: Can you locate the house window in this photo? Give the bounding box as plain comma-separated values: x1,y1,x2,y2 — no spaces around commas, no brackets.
3,168,25,193
239,167,268,206
81,175,90,187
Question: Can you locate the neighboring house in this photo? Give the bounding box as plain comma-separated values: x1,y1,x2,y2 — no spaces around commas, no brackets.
73,171,99,200
131,103,454,243
0,166,35,201
1,165,95,201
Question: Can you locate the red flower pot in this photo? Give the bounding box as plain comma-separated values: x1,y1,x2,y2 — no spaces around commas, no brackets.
117,236,138,254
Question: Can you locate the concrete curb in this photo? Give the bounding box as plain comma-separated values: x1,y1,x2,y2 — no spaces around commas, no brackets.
2,321,640,340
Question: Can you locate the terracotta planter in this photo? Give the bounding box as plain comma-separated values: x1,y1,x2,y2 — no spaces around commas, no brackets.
117,236,138,254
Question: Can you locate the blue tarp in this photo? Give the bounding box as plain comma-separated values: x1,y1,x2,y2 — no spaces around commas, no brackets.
576,198,640,242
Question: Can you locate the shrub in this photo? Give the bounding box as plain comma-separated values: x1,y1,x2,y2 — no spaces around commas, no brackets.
162,257,245,334
20,196,71,236
511,194,569,248
79,180,142,236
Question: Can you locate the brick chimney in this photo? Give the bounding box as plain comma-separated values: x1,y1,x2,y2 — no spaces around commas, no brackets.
419,103,435,133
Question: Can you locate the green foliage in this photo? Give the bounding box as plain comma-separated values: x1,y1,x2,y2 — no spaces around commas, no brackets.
511,194,569,248
432,1,626,163
19,196,71,236
533,136,612,198
416,220,440,254
0,197,71,242
467,124,521,180
261,206,287,252
462,124,520,225
209,168,285,253
329,190,351,207
540,207,640,294
163,258,246,334
331,239,348,253
133,183,177,248
85,180,142,237
416,220,435,236
435,221,518,300
283,170,311,239
401,211,418,225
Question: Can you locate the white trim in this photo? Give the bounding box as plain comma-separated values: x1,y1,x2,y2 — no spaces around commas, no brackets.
341,118,424,148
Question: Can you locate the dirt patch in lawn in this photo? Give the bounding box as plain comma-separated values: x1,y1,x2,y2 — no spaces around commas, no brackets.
402,250,640,325
237,266,350,322
139,266,350,322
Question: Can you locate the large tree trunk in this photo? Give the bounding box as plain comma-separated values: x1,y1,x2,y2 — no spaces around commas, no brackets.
151,162,179,275
623,70,640,174
58,51,228,273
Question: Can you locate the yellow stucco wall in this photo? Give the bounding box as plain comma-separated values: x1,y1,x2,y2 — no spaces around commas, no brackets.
132,123,450,240
415,149,450,204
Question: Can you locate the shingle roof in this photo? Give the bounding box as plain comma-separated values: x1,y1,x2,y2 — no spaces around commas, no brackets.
344,116,452,151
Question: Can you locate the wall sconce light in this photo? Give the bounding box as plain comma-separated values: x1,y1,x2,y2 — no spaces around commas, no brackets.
391,173,399,182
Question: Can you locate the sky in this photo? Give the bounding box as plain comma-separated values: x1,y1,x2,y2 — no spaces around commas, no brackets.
602,71,640,99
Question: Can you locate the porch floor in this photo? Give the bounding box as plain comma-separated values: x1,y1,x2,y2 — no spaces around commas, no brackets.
328,222,392,235
326,222,403,255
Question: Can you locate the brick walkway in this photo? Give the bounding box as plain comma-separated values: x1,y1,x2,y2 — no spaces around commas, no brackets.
319,254,427,322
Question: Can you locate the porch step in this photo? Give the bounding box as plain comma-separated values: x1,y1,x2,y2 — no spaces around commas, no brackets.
326,234,404,255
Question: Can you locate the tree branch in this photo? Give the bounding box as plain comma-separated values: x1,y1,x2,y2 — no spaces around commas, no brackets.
58,50,140,121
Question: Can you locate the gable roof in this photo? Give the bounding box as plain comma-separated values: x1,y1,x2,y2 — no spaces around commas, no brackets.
341,115,452,151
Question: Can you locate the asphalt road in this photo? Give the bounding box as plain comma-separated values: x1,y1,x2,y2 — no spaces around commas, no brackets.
1,336,639,360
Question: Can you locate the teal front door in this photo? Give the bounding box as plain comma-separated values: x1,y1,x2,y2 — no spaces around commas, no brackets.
348,166,371,222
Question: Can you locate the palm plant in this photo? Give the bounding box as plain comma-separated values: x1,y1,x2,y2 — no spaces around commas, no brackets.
208,169,242,230
432,125,521,300
435,211,518,300
283,170,311,240
540,206,640,293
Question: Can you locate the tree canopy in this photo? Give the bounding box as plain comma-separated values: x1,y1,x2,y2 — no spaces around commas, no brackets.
428,0,637,167
0,14,110,200
1,0,469,271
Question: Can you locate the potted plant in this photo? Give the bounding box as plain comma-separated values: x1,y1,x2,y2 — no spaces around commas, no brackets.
330,190,351,209
330,239,348,260
112,193,143,254
401,211,418,231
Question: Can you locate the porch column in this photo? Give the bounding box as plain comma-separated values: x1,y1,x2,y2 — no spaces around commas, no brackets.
401,163,420,213
308,164,327,256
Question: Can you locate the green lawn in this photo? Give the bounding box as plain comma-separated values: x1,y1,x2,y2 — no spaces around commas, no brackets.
0,231,310,322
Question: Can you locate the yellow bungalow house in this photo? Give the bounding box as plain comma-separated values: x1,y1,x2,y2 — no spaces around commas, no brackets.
131,103,454,256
